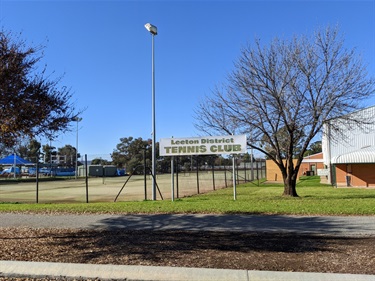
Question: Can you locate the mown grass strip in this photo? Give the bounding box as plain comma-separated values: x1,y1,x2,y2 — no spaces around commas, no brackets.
0,176,374,215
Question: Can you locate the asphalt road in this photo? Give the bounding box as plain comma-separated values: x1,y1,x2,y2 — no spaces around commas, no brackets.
1,213,375,236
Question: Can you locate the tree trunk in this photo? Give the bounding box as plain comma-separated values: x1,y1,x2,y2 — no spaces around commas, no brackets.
283,175,299,197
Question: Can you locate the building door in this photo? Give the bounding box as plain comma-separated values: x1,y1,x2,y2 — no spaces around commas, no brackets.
310,164,316,175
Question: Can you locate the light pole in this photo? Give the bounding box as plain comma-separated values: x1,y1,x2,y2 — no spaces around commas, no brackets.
145,23,157,200
73,116,82,179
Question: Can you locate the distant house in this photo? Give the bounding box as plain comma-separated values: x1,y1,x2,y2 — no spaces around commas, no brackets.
266,152,324,182
322,106,375,187
300,152,324,176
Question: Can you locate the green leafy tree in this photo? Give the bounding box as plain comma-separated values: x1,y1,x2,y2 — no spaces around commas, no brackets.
14,142,28,159
111,137,153,174
0,29,77,147
195,26,375,197
241,153,254,164
13,138,41,162
27,139,41,161
58,144,78,166
303,141,322,156
24,139,41,162
176,155,194,172
91,158,111,165
42,143,57,164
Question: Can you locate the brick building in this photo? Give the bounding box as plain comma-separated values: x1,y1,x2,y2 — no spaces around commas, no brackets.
266,152,324,182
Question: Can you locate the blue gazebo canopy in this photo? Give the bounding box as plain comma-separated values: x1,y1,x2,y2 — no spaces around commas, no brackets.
0,154,34,165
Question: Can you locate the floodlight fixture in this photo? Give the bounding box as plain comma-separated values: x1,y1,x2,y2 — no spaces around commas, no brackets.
144,23,158,35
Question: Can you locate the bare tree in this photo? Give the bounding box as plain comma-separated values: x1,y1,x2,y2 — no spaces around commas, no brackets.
195,27,375,196
0,29,77,147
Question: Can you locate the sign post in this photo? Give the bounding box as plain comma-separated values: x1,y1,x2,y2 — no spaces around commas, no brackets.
233,155,236,200
171,156,174,202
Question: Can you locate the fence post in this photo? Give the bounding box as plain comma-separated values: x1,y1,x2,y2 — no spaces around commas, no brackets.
85,154,88,203
236,157,240,185
212,157,215,190
196,156,200,194
144,148,147,201
224,163,227,188
36,159,39,204
171,156,174,201
244,160,247,182
176,157,179,198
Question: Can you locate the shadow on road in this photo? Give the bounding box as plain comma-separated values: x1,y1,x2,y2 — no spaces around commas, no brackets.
89,214,374,236
2,214,375,273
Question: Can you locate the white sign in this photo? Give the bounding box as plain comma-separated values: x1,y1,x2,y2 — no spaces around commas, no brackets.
317,169,329,176
160,135,247,156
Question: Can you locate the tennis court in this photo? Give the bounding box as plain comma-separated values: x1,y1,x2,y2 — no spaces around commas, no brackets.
0,170,246,203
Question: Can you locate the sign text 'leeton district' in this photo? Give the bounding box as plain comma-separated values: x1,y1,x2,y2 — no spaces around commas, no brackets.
160,135,247,156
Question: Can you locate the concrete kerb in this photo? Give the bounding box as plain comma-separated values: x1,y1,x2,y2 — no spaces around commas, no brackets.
1,261,375,281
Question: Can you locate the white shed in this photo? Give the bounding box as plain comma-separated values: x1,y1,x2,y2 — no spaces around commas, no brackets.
322,106,375,187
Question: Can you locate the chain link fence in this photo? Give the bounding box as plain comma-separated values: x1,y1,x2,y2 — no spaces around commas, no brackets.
0,153,266,203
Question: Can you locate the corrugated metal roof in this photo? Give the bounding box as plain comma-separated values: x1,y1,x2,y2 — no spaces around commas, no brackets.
332,146,375,164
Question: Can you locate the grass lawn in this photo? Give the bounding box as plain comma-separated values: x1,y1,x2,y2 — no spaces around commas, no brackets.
0,176,374,215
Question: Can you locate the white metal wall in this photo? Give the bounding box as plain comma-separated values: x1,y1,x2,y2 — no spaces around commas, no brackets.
322,106,375,165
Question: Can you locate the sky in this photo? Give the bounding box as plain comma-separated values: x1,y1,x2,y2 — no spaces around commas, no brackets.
1,0,374,160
